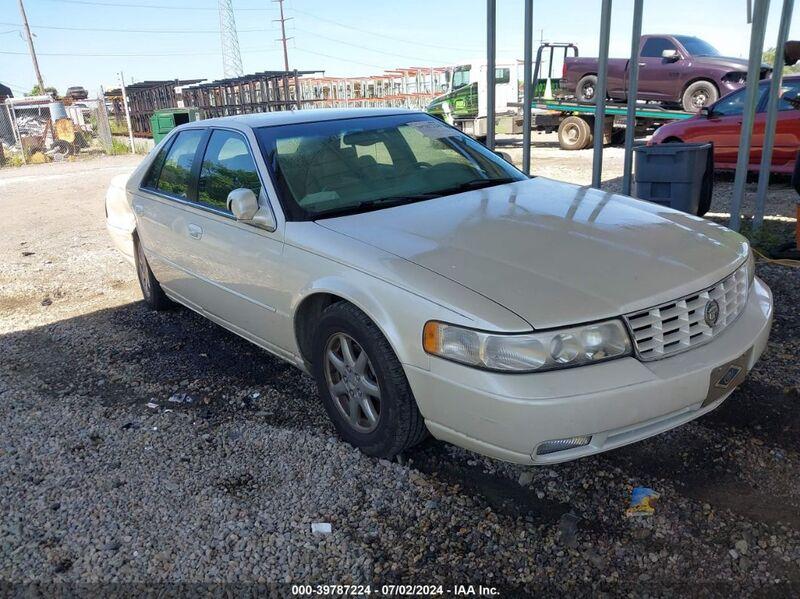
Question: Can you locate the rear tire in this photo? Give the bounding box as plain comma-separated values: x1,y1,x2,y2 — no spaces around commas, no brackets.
134,235,171,311
682,80,718,112
312,302,428,459
558,116,593,150
576,75,599,103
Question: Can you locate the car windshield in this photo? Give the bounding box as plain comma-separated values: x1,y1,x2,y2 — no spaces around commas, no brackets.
675,36,721,57
254,114,527,220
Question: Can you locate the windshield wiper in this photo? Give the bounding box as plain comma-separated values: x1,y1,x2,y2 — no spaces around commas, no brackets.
313,193,439,219
434,177,518,195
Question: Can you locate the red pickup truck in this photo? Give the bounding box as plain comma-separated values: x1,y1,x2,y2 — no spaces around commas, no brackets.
563,34,771,112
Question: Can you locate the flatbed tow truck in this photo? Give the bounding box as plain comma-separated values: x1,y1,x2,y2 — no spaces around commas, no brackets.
520,98,695,150
427,42,697,149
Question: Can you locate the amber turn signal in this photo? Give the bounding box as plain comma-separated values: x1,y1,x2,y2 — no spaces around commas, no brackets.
422,321,442,354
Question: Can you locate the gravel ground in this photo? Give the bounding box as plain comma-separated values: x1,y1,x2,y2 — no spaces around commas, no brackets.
1,153,799,595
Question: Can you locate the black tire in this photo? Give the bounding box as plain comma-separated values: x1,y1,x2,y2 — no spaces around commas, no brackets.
682,80,718,112
134,235,171,311
558,116,593,150
609,128,626,145
576,75,598,103
311,302,428,458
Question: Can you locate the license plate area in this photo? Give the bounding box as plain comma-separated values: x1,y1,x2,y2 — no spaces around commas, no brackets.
702,348,752,407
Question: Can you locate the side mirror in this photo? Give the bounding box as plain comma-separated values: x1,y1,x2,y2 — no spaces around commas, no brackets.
661,49,680,62
781,89,800,109
700,106,713,118
440,84,448,92
227,188,276,231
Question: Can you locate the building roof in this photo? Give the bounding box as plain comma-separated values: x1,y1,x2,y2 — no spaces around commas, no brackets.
0,83,13,99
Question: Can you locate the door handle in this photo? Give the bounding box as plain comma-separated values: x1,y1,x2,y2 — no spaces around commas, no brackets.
133,203,144,215
638,62,646,67
187,224,203,240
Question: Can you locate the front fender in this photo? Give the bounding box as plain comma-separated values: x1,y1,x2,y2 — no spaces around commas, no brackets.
290,273,436,371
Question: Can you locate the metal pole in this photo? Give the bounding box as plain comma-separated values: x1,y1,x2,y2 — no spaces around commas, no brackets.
591,0,613,188
622,0,644,196
18,0,45,93
754,0,794,231
486,0,496,150
275,0,291,72
522,0,534,175
729,0,770,231
119,71,135,154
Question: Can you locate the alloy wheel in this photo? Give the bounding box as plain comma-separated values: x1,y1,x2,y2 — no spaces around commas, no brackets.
136,242,152,299
324,333,382,433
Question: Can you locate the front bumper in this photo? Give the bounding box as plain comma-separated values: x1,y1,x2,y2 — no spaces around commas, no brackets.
406,277,773,465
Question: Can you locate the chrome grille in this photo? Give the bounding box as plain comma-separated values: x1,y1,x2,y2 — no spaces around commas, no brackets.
624,263,749,361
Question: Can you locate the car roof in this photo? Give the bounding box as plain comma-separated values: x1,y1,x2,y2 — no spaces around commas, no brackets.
194,107,422,130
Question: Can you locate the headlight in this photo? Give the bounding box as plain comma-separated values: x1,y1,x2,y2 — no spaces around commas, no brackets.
422,319,632,373
722,71,747,84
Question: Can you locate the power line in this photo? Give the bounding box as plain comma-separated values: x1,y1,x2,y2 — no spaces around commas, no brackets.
0,21,272,34
292,47,386,72
290,6,489,53
42,0,275,10
294,27,447,64
0,46,278,57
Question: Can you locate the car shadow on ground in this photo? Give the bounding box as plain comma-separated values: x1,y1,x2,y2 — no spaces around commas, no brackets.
1,292,798,530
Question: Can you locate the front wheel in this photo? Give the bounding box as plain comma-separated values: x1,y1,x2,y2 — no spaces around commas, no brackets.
682,81,718,112
312,302,428,458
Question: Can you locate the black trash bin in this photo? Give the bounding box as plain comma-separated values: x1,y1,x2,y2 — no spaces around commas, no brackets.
633,142,713,216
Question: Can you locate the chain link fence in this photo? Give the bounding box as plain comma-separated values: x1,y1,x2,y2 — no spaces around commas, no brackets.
0,95,139,168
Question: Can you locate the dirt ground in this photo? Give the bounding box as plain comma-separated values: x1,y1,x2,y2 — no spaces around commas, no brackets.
1,147,799,594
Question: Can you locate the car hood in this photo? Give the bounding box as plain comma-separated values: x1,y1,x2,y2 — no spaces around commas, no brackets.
318,178,748,329
694,55,770,72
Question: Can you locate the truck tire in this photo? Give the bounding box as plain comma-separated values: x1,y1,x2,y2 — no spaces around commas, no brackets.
576,75,598,103
682,80,718,112
558,116,593,150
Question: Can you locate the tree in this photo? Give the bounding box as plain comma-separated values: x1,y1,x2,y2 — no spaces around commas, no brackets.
762,47,800,74
28,84,58,97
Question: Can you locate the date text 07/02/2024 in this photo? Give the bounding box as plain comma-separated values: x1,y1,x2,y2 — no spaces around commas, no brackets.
291,584,500,596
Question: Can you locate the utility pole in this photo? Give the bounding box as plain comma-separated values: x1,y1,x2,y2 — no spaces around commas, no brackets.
18,0,45,94
273,0,292,71
119,71,135,155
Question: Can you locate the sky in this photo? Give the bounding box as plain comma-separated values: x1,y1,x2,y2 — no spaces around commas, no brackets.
2,0,800,97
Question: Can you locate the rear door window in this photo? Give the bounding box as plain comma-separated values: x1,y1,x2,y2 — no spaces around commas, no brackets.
155,129,205,199
197,130,262,212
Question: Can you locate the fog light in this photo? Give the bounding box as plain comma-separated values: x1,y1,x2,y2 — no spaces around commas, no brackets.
536,435,592,455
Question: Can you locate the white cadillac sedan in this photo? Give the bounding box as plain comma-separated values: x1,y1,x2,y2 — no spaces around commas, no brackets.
106,108,773,464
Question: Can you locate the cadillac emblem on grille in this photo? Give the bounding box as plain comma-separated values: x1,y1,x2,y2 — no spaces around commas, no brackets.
704,299,720,327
